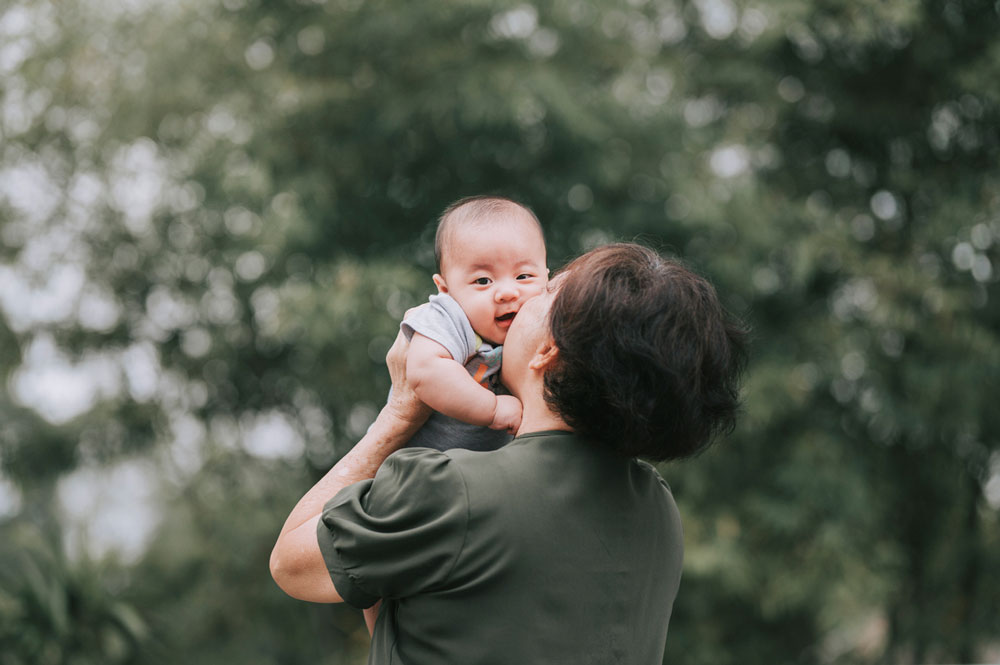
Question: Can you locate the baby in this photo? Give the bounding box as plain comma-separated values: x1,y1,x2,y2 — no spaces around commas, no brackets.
400,195,548,451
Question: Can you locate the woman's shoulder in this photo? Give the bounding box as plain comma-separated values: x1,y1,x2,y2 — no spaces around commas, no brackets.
376,446,468,496
632,458,673,491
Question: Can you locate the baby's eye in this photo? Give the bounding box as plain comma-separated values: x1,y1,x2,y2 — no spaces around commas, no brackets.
474,277,492,285
516,273,534,280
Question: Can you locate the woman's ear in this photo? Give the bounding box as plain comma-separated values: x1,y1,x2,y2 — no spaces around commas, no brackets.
528,339,559,371
432,274,448,293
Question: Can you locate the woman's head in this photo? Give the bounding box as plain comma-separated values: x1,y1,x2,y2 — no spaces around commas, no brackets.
536,243,747,461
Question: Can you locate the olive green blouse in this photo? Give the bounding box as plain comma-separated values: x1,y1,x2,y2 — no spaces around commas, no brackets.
317,430,684,665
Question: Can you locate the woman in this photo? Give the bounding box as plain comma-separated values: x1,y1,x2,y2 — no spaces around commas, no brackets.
270,243,747,664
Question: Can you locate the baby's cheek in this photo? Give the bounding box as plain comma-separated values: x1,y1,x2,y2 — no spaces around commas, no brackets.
524,281,548,299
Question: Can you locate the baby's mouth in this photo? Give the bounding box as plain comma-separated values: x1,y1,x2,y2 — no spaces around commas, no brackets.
495,312,516,323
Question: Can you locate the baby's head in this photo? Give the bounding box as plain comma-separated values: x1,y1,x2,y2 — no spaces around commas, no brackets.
432,196,548,345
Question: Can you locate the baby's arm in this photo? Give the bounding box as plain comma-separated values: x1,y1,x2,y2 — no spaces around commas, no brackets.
407,332,521,433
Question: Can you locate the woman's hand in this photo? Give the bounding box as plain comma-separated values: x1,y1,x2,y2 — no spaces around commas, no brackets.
383,320,432,431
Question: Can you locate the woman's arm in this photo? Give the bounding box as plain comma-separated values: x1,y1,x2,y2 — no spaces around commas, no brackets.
269,331,430,603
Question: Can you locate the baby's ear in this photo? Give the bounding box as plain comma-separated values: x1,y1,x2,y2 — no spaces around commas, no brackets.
432,274,448,293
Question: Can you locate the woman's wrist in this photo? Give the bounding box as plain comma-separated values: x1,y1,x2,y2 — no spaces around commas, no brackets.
374,393,430,447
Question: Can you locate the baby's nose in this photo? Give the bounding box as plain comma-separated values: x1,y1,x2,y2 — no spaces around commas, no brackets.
495,283,518,302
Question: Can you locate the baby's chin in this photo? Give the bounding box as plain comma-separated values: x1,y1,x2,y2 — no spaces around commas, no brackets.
480,331,506,346
474,324,507,347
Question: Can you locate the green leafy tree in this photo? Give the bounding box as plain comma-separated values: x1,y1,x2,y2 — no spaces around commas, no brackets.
1,0,997,664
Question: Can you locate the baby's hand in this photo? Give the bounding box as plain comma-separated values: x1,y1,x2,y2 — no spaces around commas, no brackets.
490,395,522,433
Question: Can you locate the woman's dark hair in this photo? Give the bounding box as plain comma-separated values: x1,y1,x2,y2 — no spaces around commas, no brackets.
543,243,748,461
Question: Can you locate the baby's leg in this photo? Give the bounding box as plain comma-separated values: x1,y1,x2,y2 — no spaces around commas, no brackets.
363,600,382,636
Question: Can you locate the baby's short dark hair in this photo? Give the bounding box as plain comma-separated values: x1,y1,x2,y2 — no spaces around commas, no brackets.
434,196,543,272
543,243,748,461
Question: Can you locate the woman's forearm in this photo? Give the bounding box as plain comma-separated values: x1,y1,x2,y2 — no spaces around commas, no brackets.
269,332,430,602
276,400,427,536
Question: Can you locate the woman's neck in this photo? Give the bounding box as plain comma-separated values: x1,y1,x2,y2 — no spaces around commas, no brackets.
515,393,571,437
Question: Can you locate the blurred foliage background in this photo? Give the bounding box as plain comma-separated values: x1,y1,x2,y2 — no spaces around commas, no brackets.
1,0,998,663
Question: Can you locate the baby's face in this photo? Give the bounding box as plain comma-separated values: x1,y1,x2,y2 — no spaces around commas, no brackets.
434,213,548,346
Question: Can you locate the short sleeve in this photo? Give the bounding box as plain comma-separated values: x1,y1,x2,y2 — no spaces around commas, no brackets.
400,294,477,363
316,448,470,609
